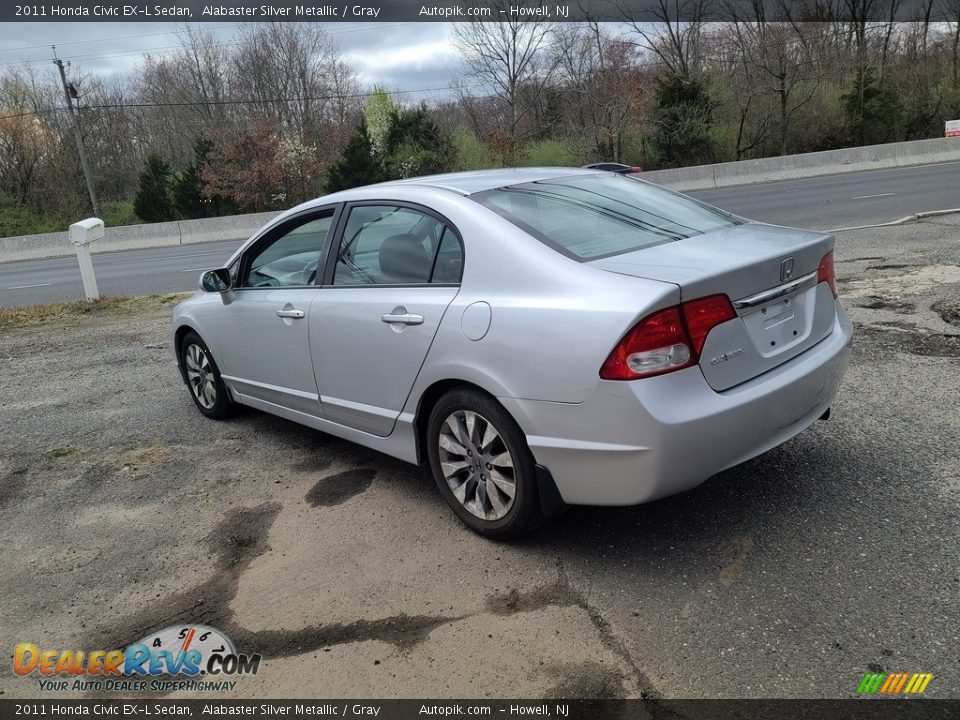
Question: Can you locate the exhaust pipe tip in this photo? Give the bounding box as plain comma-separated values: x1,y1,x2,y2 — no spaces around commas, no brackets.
819,407,831,421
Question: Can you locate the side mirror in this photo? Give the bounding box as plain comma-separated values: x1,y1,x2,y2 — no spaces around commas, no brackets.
200,268,231,293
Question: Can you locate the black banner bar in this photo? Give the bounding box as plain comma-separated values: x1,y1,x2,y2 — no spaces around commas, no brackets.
3,0,956,24
1,700,959,720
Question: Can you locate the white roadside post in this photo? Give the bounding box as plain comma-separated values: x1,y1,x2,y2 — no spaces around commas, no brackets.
68,217,104,302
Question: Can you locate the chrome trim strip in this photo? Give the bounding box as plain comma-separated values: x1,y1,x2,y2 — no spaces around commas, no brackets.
319,394,397,419
221,375,319,401
733,271,817,311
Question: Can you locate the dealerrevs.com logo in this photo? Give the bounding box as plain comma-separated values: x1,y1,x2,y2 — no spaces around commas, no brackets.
14,625,260,693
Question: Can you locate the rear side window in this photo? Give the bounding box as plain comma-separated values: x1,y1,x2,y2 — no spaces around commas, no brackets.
474,175,738,261
332,205,463,285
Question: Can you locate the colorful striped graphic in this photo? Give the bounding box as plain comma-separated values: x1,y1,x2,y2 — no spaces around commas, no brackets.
857,672,933,695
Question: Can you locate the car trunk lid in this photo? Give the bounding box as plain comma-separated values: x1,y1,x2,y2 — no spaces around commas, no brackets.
590,223,837,391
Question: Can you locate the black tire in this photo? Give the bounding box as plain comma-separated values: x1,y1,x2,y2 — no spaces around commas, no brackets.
426,387,543,539
179,331,237,420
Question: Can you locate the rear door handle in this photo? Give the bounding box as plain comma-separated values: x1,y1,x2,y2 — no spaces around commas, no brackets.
380,312,424,325
277,308,305,319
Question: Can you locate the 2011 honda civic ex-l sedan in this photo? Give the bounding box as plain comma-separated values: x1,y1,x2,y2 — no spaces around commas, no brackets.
172,168,853,539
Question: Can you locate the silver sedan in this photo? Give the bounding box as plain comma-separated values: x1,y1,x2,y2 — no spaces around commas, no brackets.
172,169,853,538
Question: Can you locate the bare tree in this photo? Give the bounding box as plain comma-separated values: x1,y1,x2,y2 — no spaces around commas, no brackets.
617,0,708,79
945,0,960,108
0,66,58,207
551,23,646,161
722,1,822,154
233,23,360,146
135,24,233,162
453,0,557,162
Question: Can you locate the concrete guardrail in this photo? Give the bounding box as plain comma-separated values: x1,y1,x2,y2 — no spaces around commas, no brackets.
0,210,280,263
641,136,960,192
2,136,958,263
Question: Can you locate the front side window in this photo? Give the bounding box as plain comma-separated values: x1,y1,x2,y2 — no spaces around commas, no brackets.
240,213,334,288
333,205,462,285
473,174,738,261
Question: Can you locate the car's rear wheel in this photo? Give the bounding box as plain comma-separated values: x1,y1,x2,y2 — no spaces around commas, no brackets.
180,331,236,419
426,388,542,539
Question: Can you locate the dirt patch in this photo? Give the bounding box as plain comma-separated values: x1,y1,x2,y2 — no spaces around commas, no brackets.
245,614,458,656
305,468,376,507
105,446,175,472
843,264,960,300
85,502,459,664
933,300,960,328
485,562,658,700
0,464,28,509
853,296,915,313
486,579,579,616
0,293,189,331
718,535,753,587
854,324,960,358
545,661,627,699
294,453,334,474
84,503,282,651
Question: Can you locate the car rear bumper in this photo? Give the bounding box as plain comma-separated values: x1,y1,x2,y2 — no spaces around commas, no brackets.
500,303,853,506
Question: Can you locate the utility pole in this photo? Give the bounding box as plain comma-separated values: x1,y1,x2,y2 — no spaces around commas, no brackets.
53,47,99,217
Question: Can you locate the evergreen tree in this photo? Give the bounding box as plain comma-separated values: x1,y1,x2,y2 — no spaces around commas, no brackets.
650,76,717,169
325,124,385,193
133,153,175,222
843,70,901,146
384,106,457,178
172,138,213,219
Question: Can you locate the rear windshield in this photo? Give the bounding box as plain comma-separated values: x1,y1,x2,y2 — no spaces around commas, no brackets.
472,174,739,261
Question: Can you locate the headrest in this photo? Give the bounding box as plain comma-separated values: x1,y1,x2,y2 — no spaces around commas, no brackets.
378,234,431,283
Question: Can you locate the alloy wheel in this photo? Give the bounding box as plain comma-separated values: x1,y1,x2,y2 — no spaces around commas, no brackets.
184,343,217,410
438,410,516,520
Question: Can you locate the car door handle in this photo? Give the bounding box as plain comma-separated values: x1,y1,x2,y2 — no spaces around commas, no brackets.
380,312,424,325
276,308,305,319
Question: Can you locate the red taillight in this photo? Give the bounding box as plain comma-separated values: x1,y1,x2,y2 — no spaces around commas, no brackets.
682,294,737,356
818,251,838,298
600,294,736,380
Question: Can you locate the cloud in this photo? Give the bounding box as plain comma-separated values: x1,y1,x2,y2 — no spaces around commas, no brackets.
0,21,465,93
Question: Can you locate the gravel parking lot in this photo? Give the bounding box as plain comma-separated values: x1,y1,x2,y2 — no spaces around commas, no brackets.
1,217,958,699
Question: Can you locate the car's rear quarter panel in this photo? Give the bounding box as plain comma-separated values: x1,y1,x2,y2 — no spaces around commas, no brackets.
396,190,681,407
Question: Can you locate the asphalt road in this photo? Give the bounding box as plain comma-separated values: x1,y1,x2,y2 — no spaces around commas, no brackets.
691,159,960,229
1,160,958,308
1,217,958,699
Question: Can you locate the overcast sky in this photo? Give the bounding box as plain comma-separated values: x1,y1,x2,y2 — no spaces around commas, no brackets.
0,22,467,98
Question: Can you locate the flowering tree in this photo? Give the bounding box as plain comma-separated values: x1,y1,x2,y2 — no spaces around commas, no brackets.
202,122,326,212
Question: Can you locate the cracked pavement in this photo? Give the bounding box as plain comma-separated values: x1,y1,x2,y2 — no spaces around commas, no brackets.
1,217,958,699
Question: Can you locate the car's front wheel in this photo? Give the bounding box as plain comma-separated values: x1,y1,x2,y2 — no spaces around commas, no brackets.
179,331,236,419
426,388,543,539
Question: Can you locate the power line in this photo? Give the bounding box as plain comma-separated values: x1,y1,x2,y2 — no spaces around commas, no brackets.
0,22,421,68
0,82,478,121
0,51,686,123
0,53,690,122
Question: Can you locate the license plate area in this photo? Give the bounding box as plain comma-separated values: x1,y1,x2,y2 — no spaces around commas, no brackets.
740,292,809,357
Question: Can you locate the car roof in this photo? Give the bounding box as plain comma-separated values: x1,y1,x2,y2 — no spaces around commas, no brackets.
250,167,616,247
374,167,602,196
